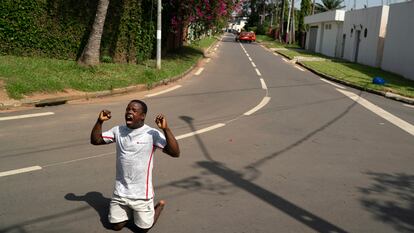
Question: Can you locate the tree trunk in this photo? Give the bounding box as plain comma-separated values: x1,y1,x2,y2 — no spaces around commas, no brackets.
291,0,295,44
77,0,110,67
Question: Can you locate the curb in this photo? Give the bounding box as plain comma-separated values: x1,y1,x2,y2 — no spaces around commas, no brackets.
265,46,414,105
0,37,222,111
297,61,414,105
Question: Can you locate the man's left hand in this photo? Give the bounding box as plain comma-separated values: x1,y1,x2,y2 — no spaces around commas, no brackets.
155,114,168,130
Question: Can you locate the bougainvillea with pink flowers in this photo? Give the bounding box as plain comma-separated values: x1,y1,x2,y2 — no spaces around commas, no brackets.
167,0,240,38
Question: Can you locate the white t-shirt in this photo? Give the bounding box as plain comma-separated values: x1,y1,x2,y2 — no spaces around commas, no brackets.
102,124,167,199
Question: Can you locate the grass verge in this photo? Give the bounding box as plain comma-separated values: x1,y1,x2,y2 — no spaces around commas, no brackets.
0,37,217,99
258,34,414,98
301,60,414,98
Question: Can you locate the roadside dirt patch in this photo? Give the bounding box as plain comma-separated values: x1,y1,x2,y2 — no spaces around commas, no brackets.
0,80,12,102
23,89,86,101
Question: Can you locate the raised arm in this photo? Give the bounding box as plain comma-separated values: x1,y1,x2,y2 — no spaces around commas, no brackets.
90,110,111,145
155,114,180,157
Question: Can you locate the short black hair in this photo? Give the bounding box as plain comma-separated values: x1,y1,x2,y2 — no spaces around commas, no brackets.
129,99,147,114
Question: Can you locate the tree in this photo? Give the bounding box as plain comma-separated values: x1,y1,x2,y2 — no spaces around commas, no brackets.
298,0,312,46
315,0,345,12
77,0,110,67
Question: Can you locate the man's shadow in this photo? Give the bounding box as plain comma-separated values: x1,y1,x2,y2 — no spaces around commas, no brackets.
65,192,112,229
65,192,144,232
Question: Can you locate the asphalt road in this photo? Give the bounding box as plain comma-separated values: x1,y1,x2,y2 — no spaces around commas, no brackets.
0,33,413,233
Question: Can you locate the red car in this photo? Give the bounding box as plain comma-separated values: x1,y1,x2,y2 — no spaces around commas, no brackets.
235,31,256,43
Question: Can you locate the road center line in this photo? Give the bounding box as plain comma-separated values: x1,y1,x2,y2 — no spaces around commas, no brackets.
248,57,252,62
337,89,414,136
320,78,346,89
251,62,256,67
260,78,267,90
195,67,204,75
0,166,42,178
244,97,271,116
0,112,55,121
255,68,262,76
145,85,182,97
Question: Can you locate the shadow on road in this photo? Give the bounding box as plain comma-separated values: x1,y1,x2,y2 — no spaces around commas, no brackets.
64,192,146,233
178,107,354,232
65,192,112,229
358,172,414,233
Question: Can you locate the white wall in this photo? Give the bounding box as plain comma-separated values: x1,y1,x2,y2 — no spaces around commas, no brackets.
382,1,414,81
343,6,389,67
320,22,342,57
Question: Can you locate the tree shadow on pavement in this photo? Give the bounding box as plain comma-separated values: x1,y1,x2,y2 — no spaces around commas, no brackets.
358,172,414,233
179,111,352,233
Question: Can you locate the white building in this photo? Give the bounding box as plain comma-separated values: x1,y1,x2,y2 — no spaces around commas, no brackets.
342,5,389,67
381,1,414,81
228,17,248,32
304,10,345,58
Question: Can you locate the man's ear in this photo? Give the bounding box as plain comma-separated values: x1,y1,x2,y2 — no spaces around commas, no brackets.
140,113,146,120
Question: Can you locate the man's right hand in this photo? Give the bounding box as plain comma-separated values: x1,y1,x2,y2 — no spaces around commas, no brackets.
99,110,112,122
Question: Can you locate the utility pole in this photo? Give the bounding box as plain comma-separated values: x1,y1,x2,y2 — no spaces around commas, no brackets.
156,0,162,69
291,0,295,44
312,0,315,14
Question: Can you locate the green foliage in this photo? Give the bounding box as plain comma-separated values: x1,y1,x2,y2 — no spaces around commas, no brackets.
315,0,345,12
299,0,312,32
0,0,157,63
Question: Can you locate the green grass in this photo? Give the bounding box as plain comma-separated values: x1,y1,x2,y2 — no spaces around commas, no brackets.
301,60,414,98
0,37,217,99
256,34,414,98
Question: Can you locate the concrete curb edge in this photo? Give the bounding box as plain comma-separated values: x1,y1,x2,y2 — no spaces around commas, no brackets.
0,36,222,111
264,45,414,105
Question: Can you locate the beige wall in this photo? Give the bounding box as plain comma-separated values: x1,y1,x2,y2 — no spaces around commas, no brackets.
381,1,414,81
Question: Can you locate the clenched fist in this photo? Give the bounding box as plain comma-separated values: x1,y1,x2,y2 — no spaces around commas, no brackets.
98,110,112,122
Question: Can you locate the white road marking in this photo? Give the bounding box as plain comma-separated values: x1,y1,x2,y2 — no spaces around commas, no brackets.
43,152,115,168
0,112,54,121
282,58,289,62
337,89,414,136
251,62,256,67
244,97,271,116
0,166,42,178
260,78,267,90
248,57,252,62
295,65,305,71
176,123,226,140
403,104,414,108
195,67,204,75
255,68,262,76
145,85,182,97
320,78,346,89
273,53,279,56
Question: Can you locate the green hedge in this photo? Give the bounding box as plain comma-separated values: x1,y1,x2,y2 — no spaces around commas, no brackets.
0,0,157,63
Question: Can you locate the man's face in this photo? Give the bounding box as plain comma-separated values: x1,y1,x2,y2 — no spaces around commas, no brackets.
125,102,145,129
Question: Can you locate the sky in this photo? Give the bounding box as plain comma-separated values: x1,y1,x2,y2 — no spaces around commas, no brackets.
295,0,411,10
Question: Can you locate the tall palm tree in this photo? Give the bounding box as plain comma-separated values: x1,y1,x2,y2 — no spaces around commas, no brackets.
315,0,345,12
77,0,110,67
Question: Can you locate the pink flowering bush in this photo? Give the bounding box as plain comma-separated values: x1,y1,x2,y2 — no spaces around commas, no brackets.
167,0,239,38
